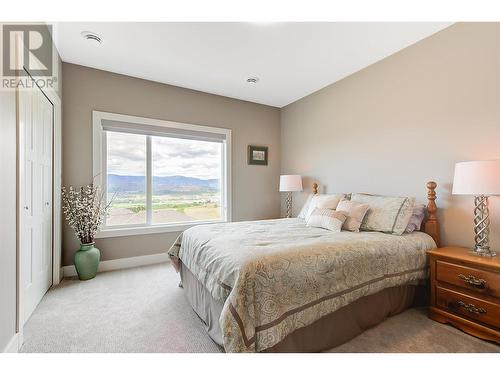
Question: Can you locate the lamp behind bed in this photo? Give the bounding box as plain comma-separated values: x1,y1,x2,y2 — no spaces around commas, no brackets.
280,175,303,218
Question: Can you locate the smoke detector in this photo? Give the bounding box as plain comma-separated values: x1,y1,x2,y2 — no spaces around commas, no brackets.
246,77,259,84
81,31,102,45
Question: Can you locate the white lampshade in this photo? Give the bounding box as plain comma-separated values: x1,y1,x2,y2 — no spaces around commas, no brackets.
279,175,303,192
452,160,500,195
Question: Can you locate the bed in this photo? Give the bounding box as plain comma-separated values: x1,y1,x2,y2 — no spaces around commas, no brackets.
168,181,440,352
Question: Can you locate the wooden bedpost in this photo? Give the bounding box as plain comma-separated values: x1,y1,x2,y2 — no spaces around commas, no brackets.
424,181,440,247
312,183,318,195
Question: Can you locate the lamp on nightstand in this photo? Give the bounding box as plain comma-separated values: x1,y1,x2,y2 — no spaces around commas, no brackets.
279,175,303,218
452,160,500,257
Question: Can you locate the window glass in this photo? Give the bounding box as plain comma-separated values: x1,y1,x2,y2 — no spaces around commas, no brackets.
106,131,147,226
104,130,224,228
151,136,222,224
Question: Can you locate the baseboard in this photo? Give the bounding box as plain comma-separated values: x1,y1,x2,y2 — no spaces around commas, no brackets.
2,332,21,353
62,252,169,278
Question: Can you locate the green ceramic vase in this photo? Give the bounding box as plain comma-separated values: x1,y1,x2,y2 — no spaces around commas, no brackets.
74,243,100,280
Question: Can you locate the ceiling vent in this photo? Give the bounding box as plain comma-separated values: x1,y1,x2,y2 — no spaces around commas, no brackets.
81,31,102,44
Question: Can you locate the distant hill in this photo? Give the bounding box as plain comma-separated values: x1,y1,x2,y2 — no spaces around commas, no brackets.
107,174,219,194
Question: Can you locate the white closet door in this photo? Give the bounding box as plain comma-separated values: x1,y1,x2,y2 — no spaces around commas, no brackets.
20,86,53,324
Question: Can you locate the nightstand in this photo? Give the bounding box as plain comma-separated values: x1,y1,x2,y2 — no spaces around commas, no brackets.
427,247,500,344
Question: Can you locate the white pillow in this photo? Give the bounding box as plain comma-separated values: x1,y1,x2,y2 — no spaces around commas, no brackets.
305,194,344,220
297,194,313,219
306,208,346,232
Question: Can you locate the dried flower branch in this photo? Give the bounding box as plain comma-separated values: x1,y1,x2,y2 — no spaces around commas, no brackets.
61,183,113,244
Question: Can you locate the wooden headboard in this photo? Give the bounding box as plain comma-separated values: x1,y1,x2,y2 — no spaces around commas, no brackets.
311,181,440,247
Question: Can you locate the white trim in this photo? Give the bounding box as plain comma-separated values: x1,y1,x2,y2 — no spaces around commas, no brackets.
14,31,22,339
93,110,231,137
92,110,232,237
62,252,169,278
2,332,22,353
224,136,232,221
146,135,153,225
96,219,225,238
46,87,62,286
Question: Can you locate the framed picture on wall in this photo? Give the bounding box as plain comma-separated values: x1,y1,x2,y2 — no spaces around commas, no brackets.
248,145,268,166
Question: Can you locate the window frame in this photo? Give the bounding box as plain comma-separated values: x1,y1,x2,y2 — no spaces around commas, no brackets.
92,110,232,238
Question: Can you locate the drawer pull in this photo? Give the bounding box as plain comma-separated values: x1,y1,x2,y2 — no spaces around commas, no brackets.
458,274,486,289
456,300,486,314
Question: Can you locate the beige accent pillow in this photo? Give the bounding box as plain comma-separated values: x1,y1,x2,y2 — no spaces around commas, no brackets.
335,199,370,232
350,193,416,235
305,194,344,220
306,208,346,232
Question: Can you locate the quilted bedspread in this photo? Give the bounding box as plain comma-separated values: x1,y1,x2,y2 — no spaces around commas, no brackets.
168,218,435,352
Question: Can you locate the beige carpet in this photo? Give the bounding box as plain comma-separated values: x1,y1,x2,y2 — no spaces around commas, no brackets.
20,262,499,353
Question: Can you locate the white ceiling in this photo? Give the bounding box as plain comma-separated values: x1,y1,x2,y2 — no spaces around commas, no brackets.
54,22,451,107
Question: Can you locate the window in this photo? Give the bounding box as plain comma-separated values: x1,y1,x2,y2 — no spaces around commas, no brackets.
92,111,231,237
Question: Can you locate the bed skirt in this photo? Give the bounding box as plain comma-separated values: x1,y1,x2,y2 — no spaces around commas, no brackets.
180,263,427,352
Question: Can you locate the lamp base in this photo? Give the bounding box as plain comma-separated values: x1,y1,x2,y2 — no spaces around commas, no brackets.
471,246,497,257
472,195,496,257
285,192,292,218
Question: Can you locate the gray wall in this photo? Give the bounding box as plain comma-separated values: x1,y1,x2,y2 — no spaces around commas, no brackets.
281,23,500,250
62,63,281,265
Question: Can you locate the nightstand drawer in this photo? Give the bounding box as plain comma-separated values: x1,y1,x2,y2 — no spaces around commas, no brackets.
436,286,500,329
436,260,500,298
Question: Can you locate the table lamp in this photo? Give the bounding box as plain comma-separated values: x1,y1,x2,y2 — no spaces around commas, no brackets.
279,175,303,218
452,160,500,257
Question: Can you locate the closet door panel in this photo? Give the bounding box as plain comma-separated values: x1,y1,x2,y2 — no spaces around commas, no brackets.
20,89,35,291
20,86,54,324
34,90,44,279
40,90,53,285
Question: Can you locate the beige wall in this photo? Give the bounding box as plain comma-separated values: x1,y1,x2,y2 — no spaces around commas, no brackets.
62,63,281,265
281,23,500,250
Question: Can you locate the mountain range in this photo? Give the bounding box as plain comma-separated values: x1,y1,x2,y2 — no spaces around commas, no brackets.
107,174,219,194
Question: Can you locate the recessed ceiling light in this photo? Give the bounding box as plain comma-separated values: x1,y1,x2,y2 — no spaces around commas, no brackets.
81,31,102,45
246,77,259,84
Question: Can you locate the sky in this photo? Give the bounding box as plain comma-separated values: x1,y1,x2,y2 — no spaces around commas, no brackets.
106,131,222,180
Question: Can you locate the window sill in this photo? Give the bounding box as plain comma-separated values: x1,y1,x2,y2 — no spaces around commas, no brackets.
95,220,227,238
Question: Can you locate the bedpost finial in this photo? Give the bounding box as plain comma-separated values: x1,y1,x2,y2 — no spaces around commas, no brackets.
427,181,437,205
425,180,440,247
312,183,318,195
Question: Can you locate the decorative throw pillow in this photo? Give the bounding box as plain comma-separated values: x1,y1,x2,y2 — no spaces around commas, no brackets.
350,193,416,235
306,208,346,232
297,194,313,219
305,194,344,220
405,204,426,233
335,199,370,232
